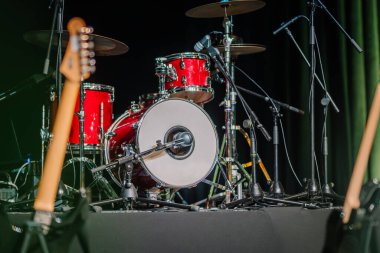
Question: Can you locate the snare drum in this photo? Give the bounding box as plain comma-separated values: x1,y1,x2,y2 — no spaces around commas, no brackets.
159,52,213,104
68,83,114,152
104,98,218,189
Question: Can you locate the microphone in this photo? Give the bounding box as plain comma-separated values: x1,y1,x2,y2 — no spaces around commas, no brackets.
273,15,303,35
173,132,193,148
194,34,211,52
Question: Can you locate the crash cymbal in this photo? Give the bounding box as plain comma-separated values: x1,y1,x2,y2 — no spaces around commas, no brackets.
215,44,266,56
24,30,129,56
185,0,265,18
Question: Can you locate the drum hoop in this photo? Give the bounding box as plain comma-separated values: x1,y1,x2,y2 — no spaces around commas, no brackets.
163,52,209,62
167,87,214,103
167,86,214,93
104,110,133,187
135,98,219,188
138,93,162,102
83,83,115,94
104,109,132,158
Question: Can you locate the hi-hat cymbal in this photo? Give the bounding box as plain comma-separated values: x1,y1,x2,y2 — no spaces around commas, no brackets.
24,30,129,56
186,0,266,18
215,44,266,56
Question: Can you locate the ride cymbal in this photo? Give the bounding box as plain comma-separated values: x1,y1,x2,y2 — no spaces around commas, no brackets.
185,0,266,18
24,30,129,56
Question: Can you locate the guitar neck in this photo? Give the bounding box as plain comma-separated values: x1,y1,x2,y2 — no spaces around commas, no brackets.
343,82,380,223
33,79,81,213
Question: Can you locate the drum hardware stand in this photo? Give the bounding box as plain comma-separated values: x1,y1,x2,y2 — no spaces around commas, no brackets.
99,102,105,165
221,15,236,203
197,34,272,204
90,138,200,211
77,80,87,196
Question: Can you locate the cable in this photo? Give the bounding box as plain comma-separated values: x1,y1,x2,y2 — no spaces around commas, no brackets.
279,120,303,187
314,152,324,199
13,162,29,185
234,65,303,187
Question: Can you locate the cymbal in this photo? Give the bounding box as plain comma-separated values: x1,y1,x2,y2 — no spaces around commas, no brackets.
215,44,266,56
23,30,129,56
185,0,266,18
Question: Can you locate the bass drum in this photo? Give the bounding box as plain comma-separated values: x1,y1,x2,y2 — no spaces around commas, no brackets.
104,97,218,189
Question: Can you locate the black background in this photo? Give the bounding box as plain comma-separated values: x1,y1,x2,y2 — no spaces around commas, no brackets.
0,0,332,203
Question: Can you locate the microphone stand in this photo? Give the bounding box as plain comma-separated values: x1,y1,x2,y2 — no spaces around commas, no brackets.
206,48,315,208
275,0,362,201
90,139,200,211
308,0,318,197
236,85,305,198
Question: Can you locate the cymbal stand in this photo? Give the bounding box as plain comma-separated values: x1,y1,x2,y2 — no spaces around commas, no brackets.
75,79,86,195
40,0,65,171
221,14,237,203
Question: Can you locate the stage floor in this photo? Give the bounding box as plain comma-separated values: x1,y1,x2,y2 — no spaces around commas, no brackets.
5,206,334,253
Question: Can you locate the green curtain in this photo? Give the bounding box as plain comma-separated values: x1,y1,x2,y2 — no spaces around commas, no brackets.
315,0,379,193
278,0,380,195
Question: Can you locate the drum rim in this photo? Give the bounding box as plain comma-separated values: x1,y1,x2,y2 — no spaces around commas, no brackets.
167,86,214,104
162,52,209,61
104,109,141,187
104,98,219,188
138,93,164,102
82,82,114,93
135,97,219,188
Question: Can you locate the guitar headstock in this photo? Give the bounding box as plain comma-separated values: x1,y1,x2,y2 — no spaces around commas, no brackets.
60,17,96,82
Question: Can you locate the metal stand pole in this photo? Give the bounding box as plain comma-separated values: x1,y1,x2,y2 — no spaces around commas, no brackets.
270,107,285,198
249,124,263,199
222,16,236,203
79,81,85,194
321,96,337,198
308,0,319,196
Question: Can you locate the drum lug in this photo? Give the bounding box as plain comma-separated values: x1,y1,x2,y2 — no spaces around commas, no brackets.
207,76,212,86
181,76,187,85
110,94,115,103
132,123,138,129
122,144,134,154
205,60,210,71
167,64,178,81
130,101,140,113
180,59,185,70
105,131,116,139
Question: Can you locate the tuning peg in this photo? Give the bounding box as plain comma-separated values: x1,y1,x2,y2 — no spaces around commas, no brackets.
81,26,94,34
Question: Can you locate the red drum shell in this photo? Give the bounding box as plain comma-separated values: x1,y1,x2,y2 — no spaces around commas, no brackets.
162,52,213,104
105,97,219,190
69,83,114,150
105,103,157,189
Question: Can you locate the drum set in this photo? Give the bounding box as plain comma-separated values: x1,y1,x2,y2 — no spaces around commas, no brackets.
8,0,289,209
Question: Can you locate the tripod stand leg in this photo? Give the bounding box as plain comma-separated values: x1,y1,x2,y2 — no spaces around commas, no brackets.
20,221,50,253
208,134,226,199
